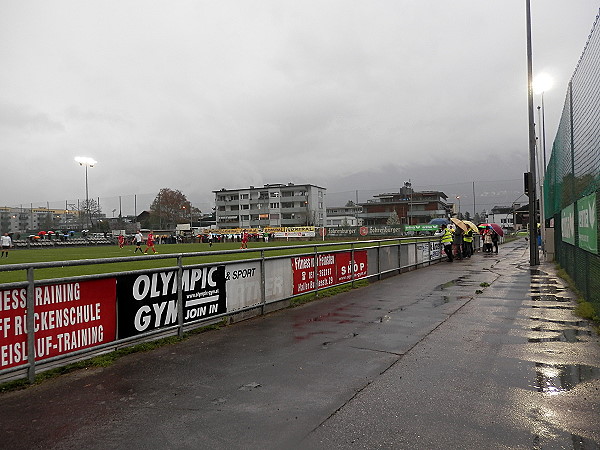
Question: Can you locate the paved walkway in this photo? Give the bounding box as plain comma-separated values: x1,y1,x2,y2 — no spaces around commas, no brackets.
0,238,598,449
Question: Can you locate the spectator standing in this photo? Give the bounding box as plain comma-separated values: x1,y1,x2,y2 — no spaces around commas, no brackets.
453,226,464,260
435,224,454,262
491,230,499,254
463,228,473,258
483,229,493,253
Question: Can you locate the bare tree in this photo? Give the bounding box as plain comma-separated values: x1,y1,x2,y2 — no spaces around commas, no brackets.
149,188,195,228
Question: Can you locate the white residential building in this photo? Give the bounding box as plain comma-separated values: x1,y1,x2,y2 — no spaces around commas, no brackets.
213,183,326,228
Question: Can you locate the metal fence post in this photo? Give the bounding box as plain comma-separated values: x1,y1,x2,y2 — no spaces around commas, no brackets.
260,249,266,314
26,267,35,383
314,245,319,295
177,255,184,338
397,239,402,273
351,243,356,287
377,241,381,280
414,241,417,269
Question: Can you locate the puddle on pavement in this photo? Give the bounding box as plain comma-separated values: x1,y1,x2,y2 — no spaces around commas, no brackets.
530,362,600,395
431,296,451,307
436,280,457,290
528,328,592,343
530,286,566,294
530,304,574,310
529,295,571,302
530,317,589,327
434,276,470,292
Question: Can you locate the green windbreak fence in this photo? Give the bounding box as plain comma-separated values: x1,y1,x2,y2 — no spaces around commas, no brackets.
544,10,600,316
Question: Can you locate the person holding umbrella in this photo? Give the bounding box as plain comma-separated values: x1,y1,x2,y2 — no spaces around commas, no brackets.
491,229,499,254
483,228,493,253
463,227,473,258
435,224,454,262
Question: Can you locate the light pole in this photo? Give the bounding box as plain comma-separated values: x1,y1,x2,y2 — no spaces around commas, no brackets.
74,156,97,230
534,73,552,255
456,196,461,218
525,0,539,266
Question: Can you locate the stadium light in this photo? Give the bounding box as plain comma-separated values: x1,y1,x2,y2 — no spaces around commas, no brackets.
534,73,552,256
74,157,97,229
525,0,539,265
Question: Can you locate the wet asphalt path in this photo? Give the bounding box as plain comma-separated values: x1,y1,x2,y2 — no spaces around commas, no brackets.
0,239,598,449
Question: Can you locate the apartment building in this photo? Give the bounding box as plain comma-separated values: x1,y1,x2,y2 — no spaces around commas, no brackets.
325,204,363,227
0,206,78,234
358,186,449,225
214,183,326,228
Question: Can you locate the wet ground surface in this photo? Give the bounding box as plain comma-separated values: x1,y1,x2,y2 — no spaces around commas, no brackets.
0,239,598,449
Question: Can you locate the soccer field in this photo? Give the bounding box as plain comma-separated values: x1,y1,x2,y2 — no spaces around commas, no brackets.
0,239,370,284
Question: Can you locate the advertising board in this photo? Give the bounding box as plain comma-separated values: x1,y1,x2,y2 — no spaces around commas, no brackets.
577,193,597,254
561,204,575,245
0,279,116,370
291,251,368,295
116,266,226,338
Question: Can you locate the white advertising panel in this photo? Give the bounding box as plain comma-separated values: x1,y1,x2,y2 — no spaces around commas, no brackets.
225,261,262,311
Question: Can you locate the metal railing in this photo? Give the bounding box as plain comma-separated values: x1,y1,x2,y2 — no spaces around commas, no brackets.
0,236,447,383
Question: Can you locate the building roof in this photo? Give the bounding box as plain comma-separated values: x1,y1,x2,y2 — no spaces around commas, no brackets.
213,183,326,193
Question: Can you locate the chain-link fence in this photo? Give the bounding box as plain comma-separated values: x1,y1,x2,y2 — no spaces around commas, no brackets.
544,10,600,316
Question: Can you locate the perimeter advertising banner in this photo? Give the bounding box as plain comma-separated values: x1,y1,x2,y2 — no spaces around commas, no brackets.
116,266,226,339
0,279,117,370
291,251,368,295
577,193,597,254
561,203,575,245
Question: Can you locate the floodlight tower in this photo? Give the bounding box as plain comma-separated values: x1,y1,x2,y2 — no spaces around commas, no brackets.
74,156,97,229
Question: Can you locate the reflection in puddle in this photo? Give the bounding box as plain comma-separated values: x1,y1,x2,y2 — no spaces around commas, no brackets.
529,295,571,303
435,280,457,290
532,362,600,395
431,296,450,307
530,305,574,310
530,286,566,294
530,317,589,327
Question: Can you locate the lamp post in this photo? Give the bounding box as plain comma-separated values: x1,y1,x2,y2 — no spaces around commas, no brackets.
533,73,552,255
456,196,461,218
525,0,539,266
74,157,97,230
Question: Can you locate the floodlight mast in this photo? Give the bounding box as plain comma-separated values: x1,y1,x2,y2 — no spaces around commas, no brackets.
525,0,539,266
74,157,97,229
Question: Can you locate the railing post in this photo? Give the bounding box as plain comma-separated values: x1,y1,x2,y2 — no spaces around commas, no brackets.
313,246,319,296
428,238,432,265
260,249,266,314
377,241,381,280
351,243,356,287
176,255,184,338
414,240,418,269
26,267,35,383
397,239,402,273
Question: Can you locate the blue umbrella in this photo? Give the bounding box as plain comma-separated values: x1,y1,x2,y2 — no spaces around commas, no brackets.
429,218,450,225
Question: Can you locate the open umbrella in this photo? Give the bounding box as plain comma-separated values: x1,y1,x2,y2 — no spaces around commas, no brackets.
478,223,504,237
462,220,480,233
429,218,450,226
489,223,504,237
450,217,469,232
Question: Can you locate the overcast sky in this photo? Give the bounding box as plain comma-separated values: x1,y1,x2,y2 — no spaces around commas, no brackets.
1,1,598,216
